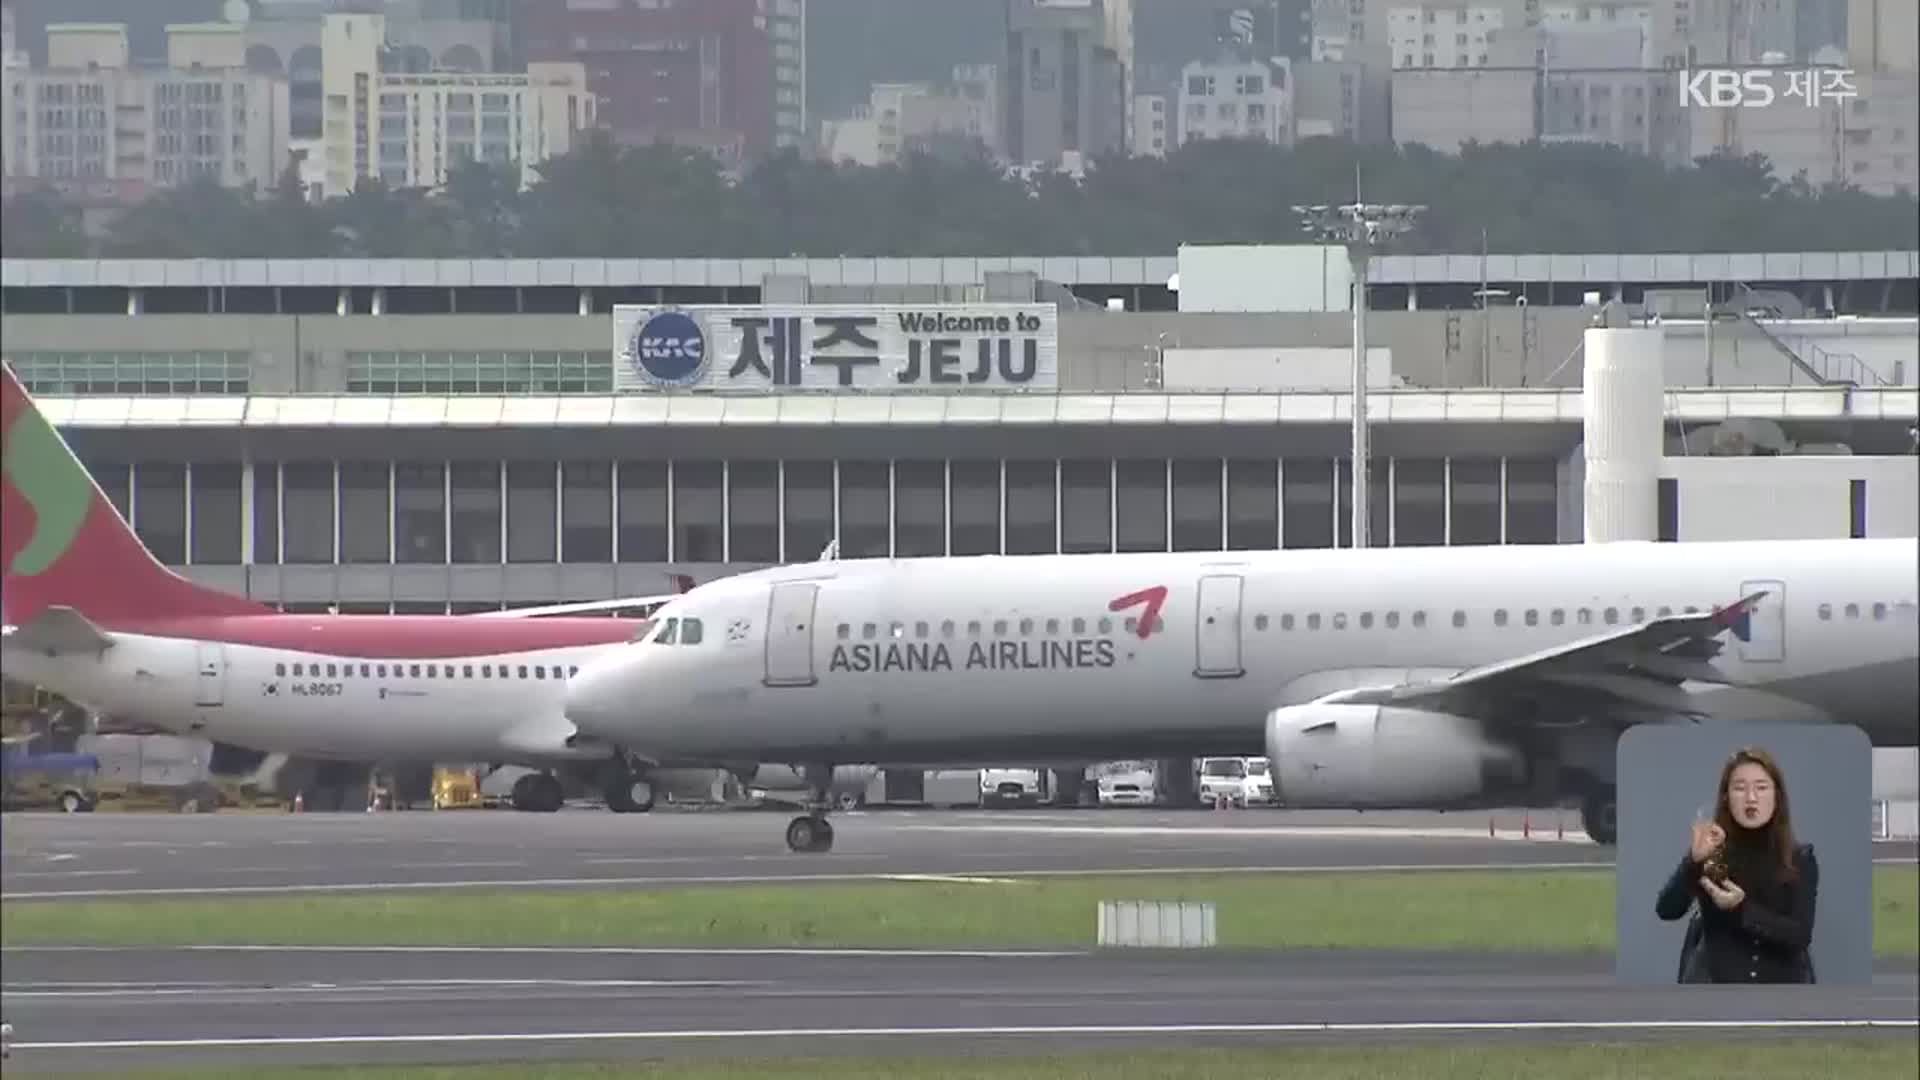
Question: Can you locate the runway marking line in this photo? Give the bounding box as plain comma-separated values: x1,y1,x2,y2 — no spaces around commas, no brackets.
3,979,764,998
2,945,1087,958
13,1018,1918,1052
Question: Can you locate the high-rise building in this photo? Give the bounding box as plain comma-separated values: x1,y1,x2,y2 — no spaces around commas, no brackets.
1,21,288,198
1002,0,1128,167
1849,0,1917,74
521,0,776,166
769,0,808,152
319,12,591,198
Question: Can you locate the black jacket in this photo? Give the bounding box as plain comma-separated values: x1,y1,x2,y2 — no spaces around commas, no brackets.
1655,842,1818,984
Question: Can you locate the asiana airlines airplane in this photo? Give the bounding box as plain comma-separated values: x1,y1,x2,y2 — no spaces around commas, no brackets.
561,536,1919,853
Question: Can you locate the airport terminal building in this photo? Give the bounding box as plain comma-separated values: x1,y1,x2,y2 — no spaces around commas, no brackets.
2,250,1916,614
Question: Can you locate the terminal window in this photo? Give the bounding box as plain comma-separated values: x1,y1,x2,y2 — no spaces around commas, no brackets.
7,351,250,395
346,350,614,394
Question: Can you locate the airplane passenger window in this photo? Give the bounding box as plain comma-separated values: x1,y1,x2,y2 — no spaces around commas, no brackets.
1045,618,1060,635
1151,616,1164,632
1631,607,1645,622
293,664,305,677
1452,611,1466,628
517,665,529,678
860,623,875,641
1306,613,1321,630
1124,617,1138,633
1577,609,1593,625
569,666,578,677
1683,606,1699,614
993,620,1008,635
1604,608,1619,625
1384,611,1399,629
1494,610,1508,627
1522,610,1536,626
1411,611,1427,628
915,621,930,638
1845,603,1860,620
941,620,956,638
1281,613,1295,630
360,664,371,678
409,664,422,677
1071,618,1086,634
429,665,441,678
1098,617,1113,634
461,665,473,678
1551,609,1565,626
1359,612,1373,629
1818,604,1832,621
1019,618,1034,635
1873,602,1888,621
325,664,337,677
275,663,287,676
377,664,388,678
1254,614,1269,631
967,620,982,637
534,667,546,679
889,622,905,639
481,665,491,677
837,624,851,640
682,619,704,644
1333,613,1349,630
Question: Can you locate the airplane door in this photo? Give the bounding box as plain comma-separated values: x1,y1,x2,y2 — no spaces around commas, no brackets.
194,641,227,707
1737,579,1786,663
764,582,820,688
1193,574,1245,679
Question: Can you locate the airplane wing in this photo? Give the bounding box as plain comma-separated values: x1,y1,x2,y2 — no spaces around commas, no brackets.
1314,591,1771,722
470,593,681,619
0,606,117,656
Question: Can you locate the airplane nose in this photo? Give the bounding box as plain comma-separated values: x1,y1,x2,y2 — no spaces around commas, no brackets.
563,651,635,736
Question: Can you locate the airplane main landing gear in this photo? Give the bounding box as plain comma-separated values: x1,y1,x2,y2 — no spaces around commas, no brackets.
1581,784,1618,846
510,772,564,813
784,762,838,854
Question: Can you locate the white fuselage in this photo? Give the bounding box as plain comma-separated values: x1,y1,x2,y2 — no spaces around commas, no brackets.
1,635,618,766
564,539,1920,764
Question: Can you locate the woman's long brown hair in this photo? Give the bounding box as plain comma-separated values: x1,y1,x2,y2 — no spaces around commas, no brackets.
1713,745,1800,882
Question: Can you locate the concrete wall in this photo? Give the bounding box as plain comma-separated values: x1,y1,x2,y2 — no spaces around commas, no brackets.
1661,318,1919,388
1661,456,1919,540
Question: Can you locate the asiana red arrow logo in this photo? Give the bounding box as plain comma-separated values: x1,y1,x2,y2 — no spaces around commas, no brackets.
1109,585,1168,639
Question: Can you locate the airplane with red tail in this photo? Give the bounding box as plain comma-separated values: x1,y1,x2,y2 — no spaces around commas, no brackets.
1,361,682,813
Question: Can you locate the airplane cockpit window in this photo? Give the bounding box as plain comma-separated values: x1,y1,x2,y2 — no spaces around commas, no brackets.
681,618,704,644
655,619,679,645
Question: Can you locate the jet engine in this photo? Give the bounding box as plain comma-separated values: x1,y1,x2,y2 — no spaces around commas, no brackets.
1265,703,1525,807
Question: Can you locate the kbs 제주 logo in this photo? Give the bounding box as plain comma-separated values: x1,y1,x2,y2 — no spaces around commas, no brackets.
629,310,709,387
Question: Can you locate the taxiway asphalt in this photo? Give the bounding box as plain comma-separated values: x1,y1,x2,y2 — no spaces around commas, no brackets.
3,945,1915,1073
0,806,1649,900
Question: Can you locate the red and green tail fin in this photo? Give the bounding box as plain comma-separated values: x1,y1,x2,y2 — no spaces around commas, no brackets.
2,362,270,628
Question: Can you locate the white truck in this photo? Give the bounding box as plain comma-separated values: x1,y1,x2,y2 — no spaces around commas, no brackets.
1195,756,1274,808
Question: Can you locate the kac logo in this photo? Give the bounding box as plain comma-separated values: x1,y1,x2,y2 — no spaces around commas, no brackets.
630,310,708,387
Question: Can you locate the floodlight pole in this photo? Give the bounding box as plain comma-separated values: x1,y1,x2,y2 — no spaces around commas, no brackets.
1290,201,1425,549
1349,246,1370,550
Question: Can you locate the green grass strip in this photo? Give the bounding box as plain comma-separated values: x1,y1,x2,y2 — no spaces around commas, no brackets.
5,866,1915,954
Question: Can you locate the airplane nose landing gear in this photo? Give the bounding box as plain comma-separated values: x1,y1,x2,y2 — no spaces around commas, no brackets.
784,762,839,853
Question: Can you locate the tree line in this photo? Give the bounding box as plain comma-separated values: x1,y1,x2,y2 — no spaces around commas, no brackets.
3,134,1915,260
